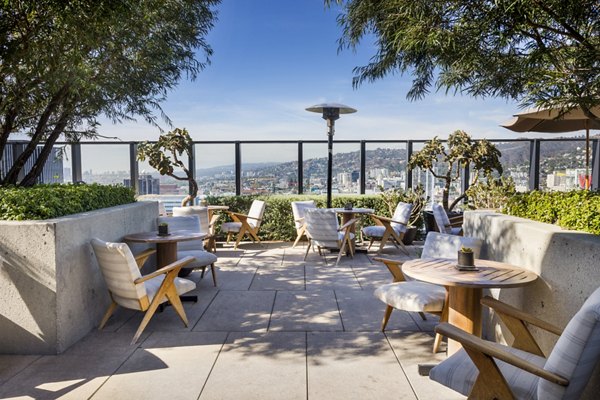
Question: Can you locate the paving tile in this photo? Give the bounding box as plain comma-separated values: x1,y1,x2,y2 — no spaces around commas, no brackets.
269,291,343,331
117,286,218,334
0,355,40,387
209,264,257,290
193,290,275,332
305,264,361,291
307,332,417,400
91,332,227,400
386,331,462,399
0,332,144,400
249,265,305,291
200,332,306,400
335,289,423,332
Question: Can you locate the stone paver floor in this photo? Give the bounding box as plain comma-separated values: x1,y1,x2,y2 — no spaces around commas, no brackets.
0,242,463,400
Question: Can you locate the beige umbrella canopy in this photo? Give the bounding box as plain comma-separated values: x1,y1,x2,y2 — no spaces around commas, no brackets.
502,106,600,188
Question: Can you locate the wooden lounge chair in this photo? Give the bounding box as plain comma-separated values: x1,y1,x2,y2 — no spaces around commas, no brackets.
303,208,357,266
221,200,266,249
362,201,413,254
291,200,317,247
91,239,196,344
430,287,600,399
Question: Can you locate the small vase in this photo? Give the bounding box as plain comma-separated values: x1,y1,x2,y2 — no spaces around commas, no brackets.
457,251,474,266
344,202,353,210
158,225,169,236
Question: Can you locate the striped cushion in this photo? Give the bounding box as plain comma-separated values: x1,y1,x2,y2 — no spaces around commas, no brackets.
362,225,403,238
432,203,452,234
373,281,445,313
145,276,196,304
221,221,242,233
422,232,483,259
538,287,600,399
430,343,545,398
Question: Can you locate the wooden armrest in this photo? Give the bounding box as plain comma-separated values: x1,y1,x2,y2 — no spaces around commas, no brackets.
435,323,569,386
134,248,156,269
134,256,195,284
376,215,408,226
481,296,563,336
339,218,359,231
227,211,261,222
373,257,406,282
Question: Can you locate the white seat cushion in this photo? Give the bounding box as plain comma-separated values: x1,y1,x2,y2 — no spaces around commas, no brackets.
362,225,402,238
430,343,545,399
144,276,196,304
448,226,462,235
373,281,446,313
221,221,242,233
178,250,218,269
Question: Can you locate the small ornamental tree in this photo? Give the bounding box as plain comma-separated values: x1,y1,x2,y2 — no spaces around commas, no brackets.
408,130,502,211
137,128,197,207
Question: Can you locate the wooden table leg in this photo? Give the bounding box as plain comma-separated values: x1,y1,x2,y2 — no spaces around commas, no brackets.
156,242,177,268
447,287,483,355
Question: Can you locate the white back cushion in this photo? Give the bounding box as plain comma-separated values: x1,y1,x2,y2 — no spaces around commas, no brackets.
391,202,413,231
291,200,317,230
91,238,146,310
304,209,340,246
248,200,266,229
432,203,452,234
157,215,204,251
422,232,483,259
172,206,210,233
539,286,600,400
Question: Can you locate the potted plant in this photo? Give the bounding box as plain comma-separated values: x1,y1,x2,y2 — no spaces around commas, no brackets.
158,222,169,236
457,246,474,267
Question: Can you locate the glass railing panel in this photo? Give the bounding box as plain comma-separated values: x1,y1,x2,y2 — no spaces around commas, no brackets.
332,142,361,194
195,143,235,197
302,143,328,195
539,139,588,191
492,140,531,192
365,142,407,194
81,144,130,185
240,143,298,195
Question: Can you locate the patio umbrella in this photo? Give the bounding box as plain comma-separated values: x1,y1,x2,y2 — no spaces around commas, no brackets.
501,105,600,188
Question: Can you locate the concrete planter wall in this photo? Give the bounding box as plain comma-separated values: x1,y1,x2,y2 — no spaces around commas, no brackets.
0,202,157,355
464,210,600,398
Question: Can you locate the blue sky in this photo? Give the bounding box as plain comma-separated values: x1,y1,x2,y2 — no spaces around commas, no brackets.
99,1,526,144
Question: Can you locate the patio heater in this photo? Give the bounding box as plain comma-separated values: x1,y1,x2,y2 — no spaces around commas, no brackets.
305,103,357,208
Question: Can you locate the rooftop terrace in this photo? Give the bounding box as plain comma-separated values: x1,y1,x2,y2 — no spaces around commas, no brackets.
0,242,462,400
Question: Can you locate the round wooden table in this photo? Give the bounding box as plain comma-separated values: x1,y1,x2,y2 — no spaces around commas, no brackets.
402,257,538,354
330,208,374,252
123,230,207,268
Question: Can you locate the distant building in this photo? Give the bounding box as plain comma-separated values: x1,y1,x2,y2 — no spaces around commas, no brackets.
124,174,160,194
0,144,63,184
351,170,359,183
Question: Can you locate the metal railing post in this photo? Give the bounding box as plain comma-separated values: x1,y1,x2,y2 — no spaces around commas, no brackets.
406,141,413,190
235,141,241,196
360,140,366,194
461,164,470,204
529,139,540,190
188,144,196,201
298,141,303,194
592,138,600,191
71,143,82,183
129,143,139,194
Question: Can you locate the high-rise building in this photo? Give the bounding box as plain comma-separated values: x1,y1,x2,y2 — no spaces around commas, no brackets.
124,174,160,194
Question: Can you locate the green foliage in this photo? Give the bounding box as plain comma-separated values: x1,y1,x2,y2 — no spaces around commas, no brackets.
329,1,600,116
0,184,135,220
408,130,502,211
503,190,600,235
466,176,516,210
138,128,197,206
0,0,219,186
205,194,386,241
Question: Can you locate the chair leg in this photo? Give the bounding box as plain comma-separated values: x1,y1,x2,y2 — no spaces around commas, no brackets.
433,290,450,353
418,312,428,321
377,230,392,254
226,232,232,244
165,285,189,327
234,228,246,249
367,238,374,250
381,305,394,331
98,301,118,330
336,240,347,266
210,263,217,286
293,232,303,248
304,241,312,261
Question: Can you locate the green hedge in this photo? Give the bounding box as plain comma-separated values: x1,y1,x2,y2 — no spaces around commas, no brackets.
503,190,600,235
0,183,136,221
205,194,388,241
